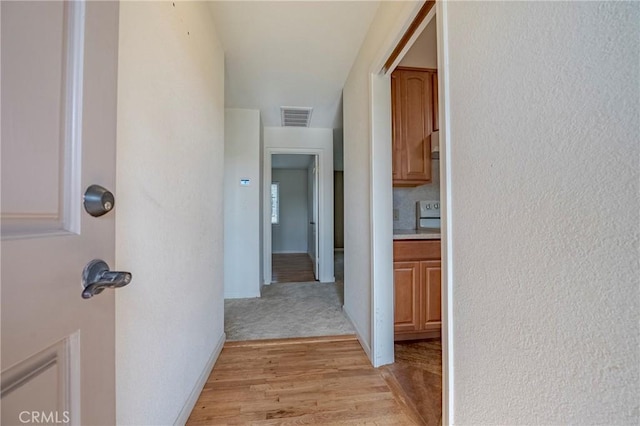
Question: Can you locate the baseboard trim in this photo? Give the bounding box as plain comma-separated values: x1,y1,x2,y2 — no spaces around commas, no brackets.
224,291,260,299
342,305,371,360
174,332,226,426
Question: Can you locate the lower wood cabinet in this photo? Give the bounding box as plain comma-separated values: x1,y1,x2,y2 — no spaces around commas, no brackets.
393,261,421,333
421,260,442,330
393,240,441,341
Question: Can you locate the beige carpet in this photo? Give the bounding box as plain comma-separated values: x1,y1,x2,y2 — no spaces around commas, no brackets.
224,280,354,341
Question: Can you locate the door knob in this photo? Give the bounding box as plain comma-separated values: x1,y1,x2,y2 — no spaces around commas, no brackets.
81,259,131,299
83,185,115,217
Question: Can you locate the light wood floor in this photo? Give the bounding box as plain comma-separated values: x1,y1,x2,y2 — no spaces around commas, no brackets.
186,336,422,425
271,253,316,283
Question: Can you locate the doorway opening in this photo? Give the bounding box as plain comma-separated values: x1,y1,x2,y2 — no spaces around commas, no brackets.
369,0,451,424
224,149,353,341
270,154,318,283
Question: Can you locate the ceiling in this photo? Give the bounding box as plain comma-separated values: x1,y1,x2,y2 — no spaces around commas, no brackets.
272,154,314,169
208,1,380,129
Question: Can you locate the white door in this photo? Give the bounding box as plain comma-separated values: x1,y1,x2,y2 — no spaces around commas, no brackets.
1,2,121,425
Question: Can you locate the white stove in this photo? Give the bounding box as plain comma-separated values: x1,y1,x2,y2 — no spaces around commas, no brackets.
416,200,441,229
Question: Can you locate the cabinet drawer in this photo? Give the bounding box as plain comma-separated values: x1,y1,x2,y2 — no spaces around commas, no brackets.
393,240,441,261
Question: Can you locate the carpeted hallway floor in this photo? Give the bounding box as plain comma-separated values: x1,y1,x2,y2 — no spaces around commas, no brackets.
225,252,353,341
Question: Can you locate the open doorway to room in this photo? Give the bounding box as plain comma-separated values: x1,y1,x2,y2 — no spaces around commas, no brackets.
270,154,318,283
369,1,448,424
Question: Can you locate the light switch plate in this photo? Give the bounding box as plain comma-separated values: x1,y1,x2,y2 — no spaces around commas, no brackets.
393,209,399,221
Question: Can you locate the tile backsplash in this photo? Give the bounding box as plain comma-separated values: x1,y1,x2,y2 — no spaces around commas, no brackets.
393,159,440,230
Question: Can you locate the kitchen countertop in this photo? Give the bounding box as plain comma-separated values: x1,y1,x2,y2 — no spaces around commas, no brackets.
393,228,441,240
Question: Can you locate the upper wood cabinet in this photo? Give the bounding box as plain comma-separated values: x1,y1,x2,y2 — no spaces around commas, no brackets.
391,67,438,186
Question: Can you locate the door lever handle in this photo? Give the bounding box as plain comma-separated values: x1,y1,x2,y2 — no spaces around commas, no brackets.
82,259,132,299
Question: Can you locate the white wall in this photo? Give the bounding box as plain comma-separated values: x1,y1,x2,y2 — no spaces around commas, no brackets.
307,163,315,258
342,0,416,360
398,16,437,69
333,128,344,171
445,1,639,423
272,169,308,253
224,108,262,299
263,127,334,283
115,2,225,424
259,118,264,287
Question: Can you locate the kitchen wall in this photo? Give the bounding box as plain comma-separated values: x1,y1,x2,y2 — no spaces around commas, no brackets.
115,2,225,424
446,1,639,423
272,169,308,253
393,158,440,230
224,108,262,299
398,15,437,69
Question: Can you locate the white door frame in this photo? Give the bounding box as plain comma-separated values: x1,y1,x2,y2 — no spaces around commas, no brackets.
369,73,395,368
368,1,453,424
311,156,320,279
263,148,330,285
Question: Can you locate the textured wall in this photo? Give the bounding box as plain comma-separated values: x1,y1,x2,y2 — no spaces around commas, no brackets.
307,164,316,257
115,2,225,424
333,128,344,171
343,0,416,356
224,109,262,298
446,1,639,423
272,169,309,253
343,2,385,353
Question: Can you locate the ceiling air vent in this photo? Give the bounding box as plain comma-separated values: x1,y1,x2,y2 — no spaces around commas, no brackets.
281,107,313,127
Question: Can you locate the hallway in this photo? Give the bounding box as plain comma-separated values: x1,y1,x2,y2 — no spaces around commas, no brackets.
225,252,352,341
186,336,418,425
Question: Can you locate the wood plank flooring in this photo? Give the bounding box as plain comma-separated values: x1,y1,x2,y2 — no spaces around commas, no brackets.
272,253,316,283
383,340,442,426
186,336,419,425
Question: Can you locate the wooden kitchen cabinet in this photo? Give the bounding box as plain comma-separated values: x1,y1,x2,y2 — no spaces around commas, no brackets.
391,67,438,187
393,261,421,333
431,72,439,132
393,240,442,341
421,260,442,330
